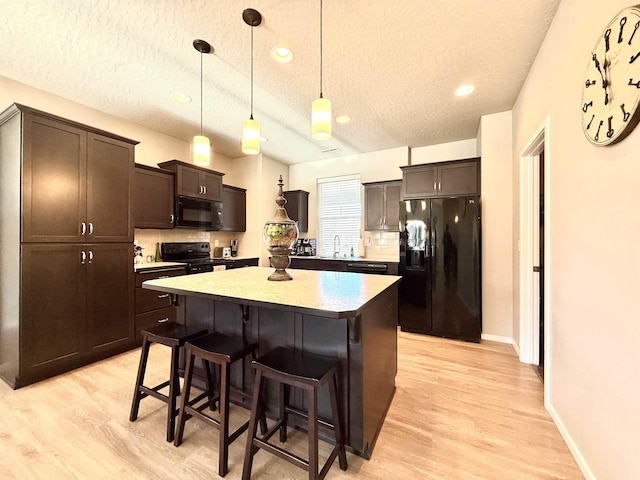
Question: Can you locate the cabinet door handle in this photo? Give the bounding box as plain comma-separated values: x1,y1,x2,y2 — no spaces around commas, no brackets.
158,294,170,299
433,182,437,191
158,317,170,323
199,185,204,194
157,275,169,279
81,251,86,265
81,222,86,235
438,182,441,191
88,251,93,264
170,214,174,223
88,223,94,235
203,186,207,194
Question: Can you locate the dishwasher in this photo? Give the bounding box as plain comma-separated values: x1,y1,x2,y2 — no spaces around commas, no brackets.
346,262,389,274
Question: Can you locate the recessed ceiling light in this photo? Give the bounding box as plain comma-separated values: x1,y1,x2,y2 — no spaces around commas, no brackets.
455,85,475,97
260,136,268,143
270,46,294,63
336,115,351,124
172,92,192,103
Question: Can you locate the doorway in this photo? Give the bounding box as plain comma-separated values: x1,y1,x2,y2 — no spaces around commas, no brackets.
518,117,550,403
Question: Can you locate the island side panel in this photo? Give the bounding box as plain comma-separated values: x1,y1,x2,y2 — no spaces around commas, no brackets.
356,283,398,458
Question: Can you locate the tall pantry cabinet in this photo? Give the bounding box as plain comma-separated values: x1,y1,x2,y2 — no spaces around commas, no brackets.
0,104,137,388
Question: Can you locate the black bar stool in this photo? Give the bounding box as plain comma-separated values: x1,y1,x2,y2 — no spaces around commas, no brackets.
242,346,348,480
174,332,267,477
129,321,208,442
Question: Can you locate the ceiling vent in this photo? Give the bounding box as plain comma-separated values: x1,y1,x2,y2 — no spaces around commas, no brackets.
321,147,340,154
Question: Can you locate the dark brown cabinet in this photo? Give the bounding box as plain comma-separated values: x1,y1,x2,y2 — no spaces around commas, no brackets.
134,265,186,343
158,159,224,202
221,185,246,232
363,181,401,231
284,190,309,232
0,104,138,389
401,158,479,199
22,112,134,243
134,164,174,229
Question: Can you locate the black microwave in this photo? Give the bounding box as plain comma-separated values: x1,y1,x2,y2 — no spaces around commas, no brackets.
175,196,223,230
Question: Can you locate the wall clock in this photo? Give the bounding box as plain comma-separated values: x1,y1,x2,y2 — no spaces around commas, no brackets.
581,4,640,146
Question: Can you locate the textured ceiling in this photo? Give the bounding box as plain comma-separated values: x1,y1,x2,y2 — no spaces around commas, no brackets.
0,0,560,165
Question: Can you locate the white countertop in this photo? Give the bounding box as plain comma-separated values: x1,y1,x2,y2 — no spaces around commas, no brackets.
291,255,399,264
143,266,400,318
134,261,186,272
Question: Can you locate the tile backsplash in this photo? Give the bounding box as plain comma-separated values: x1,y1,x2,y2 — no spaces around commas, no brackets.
361,231,399,261
134,229,240,263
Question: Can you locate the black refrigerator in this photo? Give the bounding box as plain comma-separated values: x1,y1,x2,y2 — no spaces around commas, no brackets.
398,196,481,342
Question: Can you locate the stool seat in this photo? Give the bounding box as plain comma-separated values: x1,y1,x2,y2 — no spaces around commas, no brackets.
145,322,210,346
254,346,339,385
175,332,266,477
129,321,208,443
242,346,347,480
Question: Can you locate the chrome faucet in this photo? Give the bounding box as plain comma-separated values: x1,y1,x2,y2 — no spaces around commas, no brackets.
333,235,340,258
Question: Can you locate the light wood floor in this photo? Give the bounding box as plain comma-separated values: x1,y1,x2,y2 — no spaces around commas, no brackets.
0,331,584,479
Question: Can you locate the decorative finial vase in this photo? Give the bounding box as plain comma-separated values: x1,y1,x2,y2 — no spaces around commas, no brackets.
263,175,299,281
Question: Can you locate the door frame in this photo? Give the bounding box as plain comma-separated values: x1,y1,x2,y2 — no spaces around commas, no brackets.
518,116,551,404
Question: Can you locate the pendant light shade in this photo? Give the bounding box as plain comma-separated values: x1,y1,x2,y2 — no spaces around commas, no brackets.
312,95,332,140
242,8,262,155
193,135,211,166
193,39,212,166
242,117,260,154
312,0,331,140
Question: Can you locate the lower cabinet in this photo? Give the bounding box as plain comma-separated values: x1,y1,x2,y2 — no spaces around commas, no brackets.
17,243,134,387
134,265,186,342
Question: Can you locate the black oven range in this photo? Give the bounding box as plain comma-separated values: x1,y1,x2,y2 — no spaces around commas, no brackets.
161,242,215,274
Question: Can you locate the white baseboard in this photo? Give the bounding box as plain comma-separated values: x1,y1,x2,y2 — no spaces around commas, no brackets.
547,402,595,480
480,333,513,344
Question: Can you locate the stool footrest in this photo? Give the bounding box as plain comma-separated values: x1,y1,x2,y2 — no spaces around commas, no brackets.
252,438,309,472
138,382,171,402
284,405,335,431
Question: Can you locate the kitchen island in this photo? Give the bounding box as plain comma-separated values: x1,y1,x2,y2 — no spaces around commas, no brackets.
143,266,400,459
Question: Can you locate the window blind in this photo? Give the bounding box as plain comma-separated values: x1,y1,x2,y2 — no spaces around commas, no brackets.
317,176,361,257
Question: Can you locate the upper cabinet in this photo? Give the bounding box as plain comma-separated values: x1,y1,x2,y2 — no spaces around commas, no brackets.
284,190,309,233
363,181,401,231
158,159,223,202
221,184,246,232
401,158,479,199
134,164,174,229
16,105,136,243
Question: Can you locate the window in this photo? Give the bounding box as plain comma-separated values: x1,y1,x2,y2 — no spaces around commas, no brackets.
317,175,361,257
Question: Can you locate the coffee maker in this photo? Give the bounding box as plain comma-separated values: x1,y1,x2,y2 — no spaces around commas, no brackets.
230,239,238,257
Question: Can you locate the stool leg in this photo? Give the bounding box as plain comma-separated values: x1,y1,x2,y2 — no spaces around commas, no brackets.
166,344,181,443
218,361,231,477
251,349,268,435
279,383,289,442
174,346,196,446
203,358,217,412
242,369,264,480
329,372,348,471
307,385,319,480
129,336,151,422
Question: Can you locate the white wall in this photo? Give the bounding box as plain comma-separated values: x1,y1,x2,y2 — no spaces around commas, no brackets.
512,1,640,478
478,112,514,341
410,139,478,165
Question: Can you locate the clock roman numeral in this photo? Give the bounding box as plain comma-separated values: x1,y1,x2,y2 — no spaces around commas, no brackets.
628,78,640,88
629,21,640,45
621,103,631,121
587,114,595,129
607,116,614,138
618,16,627,43
585,79,597,87
605,28,611,52
630,52,640,63
583,101,593,112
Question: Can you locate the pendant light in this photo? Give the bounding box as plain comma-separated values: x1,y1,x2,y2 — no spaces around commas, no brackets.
193,39,212,166
312,0,331,140
242,9,262,155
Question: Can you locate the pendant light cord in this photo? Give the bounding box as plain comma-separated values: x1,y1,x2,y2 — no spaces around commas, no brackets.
199,50,203,136
250,24,254,120
319,0,323,98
